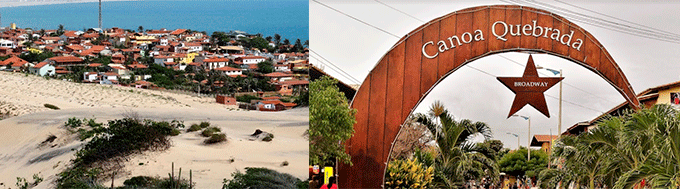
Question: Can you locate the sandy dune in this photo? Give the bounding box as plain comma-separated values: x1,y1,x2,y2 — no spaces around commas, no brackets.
0,72,308,188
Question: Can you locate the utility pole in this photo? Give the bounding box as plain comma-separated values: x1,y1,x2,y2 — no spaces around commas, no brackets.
99,0,102,29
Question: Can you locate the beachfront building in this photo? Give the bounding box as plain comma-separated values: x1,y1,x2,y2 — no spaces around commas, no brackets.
30,62,56,76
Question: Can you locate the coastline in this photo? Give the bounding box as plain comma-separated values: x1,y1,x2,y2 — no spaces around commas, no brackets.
0,0,140,8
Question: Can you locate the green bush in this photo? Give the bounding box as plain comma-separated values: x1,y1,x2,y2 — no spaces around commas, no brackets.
65,117,82,128
187,124,202,132
123,176,155,187
170,129,181,136
262,133,274,142
44,103,60,110
201,127,221,137
199,121,210,128
223,167,303,189
236,95,262,103
204,133,227,144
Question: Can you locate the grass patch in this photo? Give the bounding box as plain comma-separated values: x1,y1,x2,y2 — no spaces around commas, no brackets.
56,118,184,188
44,103,60,110
201,127,221,137
204,133,227,144
222,167,303,189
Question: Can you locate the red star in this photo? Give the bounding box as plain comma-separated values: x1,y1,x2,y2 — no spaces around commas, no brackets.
497,55,563,118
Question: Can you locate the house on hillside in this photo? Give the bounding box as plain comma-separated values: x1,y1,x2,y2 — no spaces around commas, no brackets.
47,56,84,66
235,55,266,65
30,62,56,76
215,66,243,77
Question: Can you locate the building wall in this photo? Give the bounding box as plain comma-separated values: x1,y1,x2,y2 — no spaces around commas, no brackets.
656,86,680,105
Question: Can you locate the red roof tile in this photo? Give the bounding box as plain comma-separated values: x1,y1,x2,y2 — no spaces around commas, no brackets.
34,62,50,68
215,66,241,71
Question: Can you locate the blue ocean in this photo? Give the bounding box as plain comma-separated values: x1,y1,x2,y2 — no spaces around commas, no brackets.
0,0,308,41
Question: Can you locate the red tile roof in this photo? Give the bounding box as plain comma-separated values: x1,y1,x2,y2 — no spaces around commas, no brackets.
49,56,84,63
204,58,229,63
127,64,148,69
264,72,293,78
88,63,102,67
215,66,241,71
1,56,29,67
278,79,309,86
103,72,119,76
34,62,50,68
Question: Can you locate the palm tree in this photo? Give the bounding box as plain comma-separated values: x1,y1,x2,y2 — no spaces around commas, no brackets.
541,104,680,189
274,34,281,45
413,101,497,188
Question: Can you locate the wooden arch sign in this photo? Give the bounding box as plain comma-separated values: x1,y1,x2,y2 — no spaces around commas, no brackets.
339,5,640,188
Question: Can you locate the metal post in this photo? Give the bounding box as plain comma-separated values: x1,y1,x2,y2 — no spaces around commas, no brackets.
558,70,563,136
528,117,531,161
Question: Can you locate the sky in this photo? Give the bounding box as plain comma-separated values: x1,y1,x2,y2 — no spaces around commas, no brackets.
310,0,680,149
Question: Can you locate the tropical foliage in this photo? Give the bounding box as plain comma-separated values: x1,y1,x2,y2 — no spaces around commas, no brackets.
309,76,356,165
384,157,434,189
394,101,499,188
539,104,680,189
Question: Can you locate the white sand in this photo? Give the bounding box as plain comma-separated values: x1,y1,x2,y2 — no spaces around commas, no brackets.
0,0,139,8
0,72,308,188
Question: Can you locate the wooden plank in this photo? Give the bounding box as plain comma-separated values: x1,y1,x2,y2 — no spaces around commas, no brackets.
520,7,538,50
471,8,489,58
568,26,586,62
366,58,388,188
438,14,456,78
505,7,522,49
535,11,553,51
454,12,473,69
402,31,423,120
384,43,405,162
341,74,371,188
488,6,506,52
421,21,440,95
583,37,601,70
552,15,569,56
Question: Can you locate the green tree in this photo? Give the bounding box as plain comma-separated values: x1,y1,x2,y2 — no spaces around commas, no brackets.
274,34,281,45
256,60,274,74
57,24,65,36
540,104,680,189
293,39,303,52
249,37,269,50
498,147,549,178
138,26,144,33
414,101,498,188
309,76,356,166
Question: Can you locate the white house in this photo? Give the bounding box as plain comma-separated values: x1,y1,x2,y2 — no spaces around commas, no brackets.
30,62,56,76
0,39,15,49
100,72,119,84
203,57,230,70
237,56,266,65
153,55,176,66
215,66,242,76
83,72,100,82
184,42,203,53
